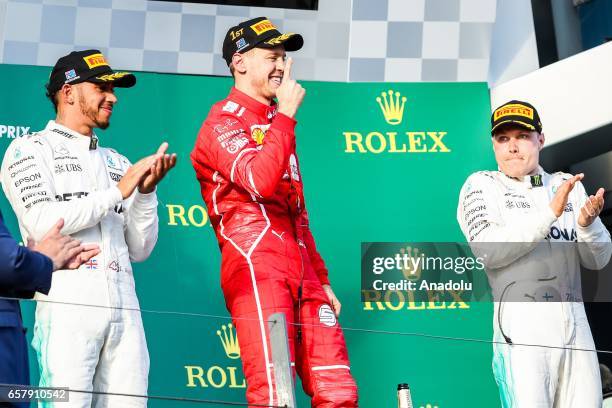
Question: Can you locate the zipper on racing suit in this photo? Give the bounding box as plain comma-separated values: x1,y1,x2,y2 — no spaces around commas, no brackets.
289,182,306,345
498,281,516,344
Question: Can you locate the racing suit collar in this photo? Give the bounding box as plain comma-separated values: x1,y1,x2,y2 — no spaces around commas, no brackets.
229,87,278,119
45,121,99,150
523,166,546,188
500,166,547,188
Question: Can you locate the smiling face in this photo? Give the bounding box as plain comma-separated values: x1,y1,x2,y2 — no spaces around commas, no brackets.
492,125,545,178
74,82,117,130
232,46,286,103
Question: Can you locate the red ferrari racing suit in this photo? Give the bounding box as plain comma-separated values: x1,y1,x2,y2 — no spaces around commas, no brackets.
191,88,358,407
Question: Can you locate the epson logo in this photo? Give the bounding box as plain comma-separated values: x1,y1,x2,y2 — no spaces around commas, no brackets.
14,173,41,187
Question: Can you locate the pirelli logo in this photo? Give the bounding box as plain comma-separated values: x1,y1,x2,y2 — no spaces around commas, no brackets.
83,53,108,69
250,19,276,35
494,104,533,120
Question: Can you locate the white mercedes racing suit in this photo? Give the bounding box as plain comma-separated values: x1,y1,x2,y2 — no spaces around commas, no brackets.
1,121,158,407
457,168,611,408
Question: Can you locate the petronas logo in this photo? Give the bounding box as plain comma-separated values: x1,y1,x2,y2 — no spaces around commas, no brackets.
217,323,240,359
376,90,407,125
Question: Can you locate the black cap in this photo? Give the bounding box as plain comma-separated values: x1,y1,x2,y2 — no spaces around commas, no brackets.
491,100,543,135
46,49,136,95
222,17,304,65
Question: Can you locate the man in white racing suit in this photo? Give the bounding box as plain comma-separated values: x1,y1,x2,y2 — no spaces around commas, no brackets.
1,50,176,407
457,100,611,407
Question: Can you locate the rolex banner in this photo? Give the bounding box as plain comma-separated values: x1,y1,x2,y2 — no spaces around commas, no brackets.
0,64,498,407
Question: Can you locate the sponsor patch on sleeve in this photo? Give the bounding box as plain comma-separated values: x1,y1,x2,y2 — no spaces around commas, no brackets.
222,101,240,113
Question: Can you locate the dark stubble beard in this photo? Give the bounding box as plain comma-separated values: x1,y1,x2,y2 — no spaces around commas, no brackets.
78,92,110,130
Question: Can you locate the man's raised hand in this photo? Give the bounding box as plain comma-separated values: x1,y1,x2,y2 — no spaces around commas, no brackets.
578,187,605,227
276,58,305,118
116,143,177,198
138,142,177,194
550,174,583,217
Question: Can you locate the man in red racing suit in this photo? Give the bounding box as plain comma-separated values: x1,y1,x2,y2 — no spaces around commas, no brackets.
191,17,358,408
